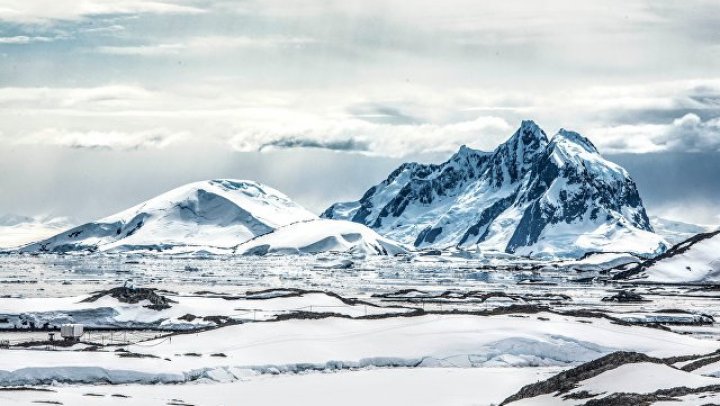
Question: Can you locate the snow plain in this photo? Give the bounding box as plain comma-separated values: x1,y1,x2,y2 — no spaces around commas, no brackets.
1,250,720,405
0,367,561,406
2,311,710,385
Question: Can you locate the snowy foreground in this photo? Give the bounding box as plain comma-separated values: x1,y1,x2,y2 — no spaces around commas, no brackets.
1,253,720,405
0,368,558,406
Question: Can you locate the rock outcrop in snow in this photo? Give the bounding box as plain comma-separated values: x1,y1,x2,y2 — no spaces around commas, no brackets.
500,351,720,405
615,229,720,282
323,120,667,258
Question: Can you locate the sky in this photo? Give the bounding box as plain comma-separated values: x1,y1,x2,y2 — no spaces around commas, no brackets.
0,0,719,225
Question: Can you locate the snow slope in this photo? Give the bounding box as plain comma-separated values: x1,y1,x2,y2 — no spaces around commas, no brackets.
507,355,720,405
18,180,405,256
237,219,407,256
19,180,317,253
576,362,718,395
624,230,720,283
651,216,718,245
323,121,666,259
0,215,73,249
0,312,714,387
0,367,560,406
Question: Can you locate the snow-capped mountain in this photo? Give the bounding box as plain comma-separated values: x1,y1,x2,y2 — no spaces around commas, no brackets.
323,120,667,258
19,179,406,256
650,216,718,245
21,179,317,253
237,219,407,256
0,214,74,249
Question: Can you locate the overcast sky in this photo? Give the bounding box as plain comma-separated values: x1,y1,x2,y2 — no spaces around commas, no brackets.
0,0,719,224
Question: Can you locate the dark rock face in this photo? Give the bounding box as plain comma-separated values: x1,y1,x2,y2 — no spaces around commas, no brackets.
501,349,720,405
506,132,652,253
414,226,443,246
346,149,493,229
83,287,175,310
601,290,648,303
459,194,516,245
323,121,663,258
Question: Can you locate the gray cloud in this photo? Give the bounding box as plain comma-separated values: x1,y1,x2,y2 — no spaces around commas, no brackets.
653,114,720,152
592,113,720,154
258,137,371,153
346,103,422,125
15,128,186,150
227,116,513,157
0,35,61,44
0,0,205,24
610,151,720,224
0,0,719,227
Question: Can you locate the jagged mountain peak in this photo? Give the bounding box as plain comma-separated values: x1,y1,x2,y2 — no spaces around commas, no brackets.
552,128,599,154
503,120,548,152
510,120,549,149
485,120,549,187
452,144,479,161
323,120,667,258
519,119,546,138
544,129,630,188
447,145,491,173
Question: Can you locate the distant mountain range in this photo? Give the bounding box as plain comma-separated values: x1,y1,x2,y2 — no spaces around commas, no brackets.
323,120,668,259
649,216,718,245
11,120,718,260
0,215,74,249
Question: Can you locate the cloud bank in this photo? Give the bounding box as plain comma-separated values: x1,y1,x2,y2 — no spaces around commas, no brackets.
16,128,186,150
